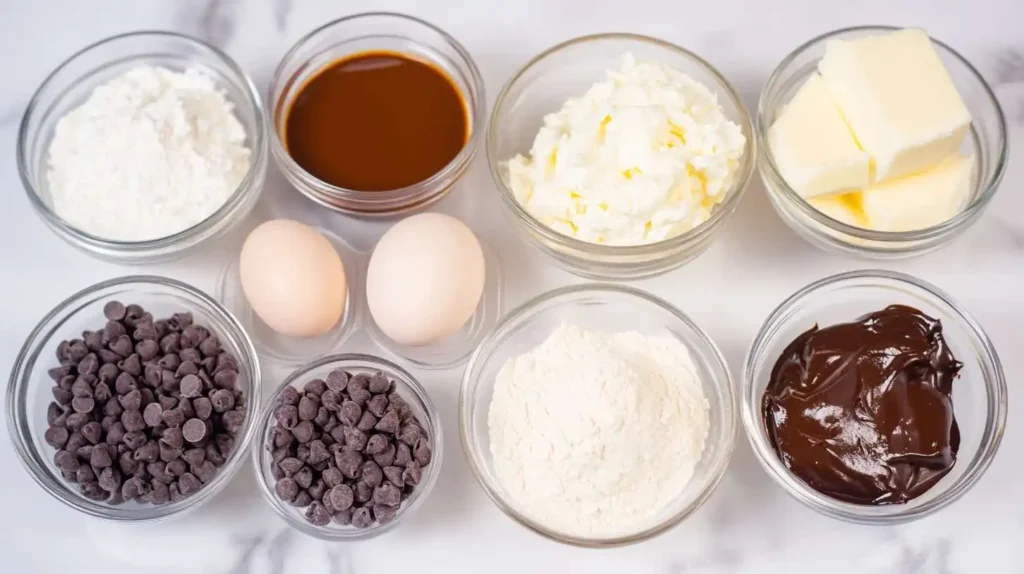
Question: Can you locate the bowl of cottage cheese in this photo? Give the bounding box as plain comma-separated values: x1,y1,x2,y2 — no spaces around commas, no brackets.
486,34,755,280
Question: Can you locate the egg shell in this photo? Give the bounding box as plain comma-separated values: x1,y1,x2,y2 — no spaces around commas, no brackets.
367,213,485,347
239,219,347,338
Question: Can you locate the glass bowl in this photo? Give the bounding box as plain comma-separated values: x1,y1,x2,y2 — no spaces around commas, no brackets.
16,31,268,264
269,12,485,216
459,284,737,547
757,26,1008,258
252,354,442,541
6,276,263,522
486,33,755,280
742,270,1007,524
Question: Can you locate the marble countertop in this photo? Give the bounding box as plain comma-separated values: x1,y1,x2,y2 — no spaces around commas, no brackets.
1,0,1022,572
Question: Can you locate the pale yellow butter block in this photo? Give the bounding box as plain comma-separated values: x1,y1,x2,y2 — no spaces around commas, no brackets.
768,73,871,198
809,192,869,228
859,153,974,232
818,28,971,183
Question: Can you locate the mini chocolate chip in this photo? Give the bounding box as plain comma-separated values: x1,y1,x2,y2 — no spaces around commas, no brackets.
297,396,318,422
375,410,400,434
192,460,218,483
361,460,383,488
308,440,330,465
198,335,221,357
180,348,202,364
373,444,396,467
93,382,112,403
72,396,95,414
192,397,213,420
290,490,312,508
222,409,246,435
336,450,363,479
293,466,313,489
159,333,181,355
351,506,373,528
80,421,102,444
158,395,178,412
77,464,97,484
119,354,142,376
291,420,314,444
162,408,185,428
414,438,432,466
210,389,235,413
179,374,202,398
275,477,299,502
66,412,90,431
178,472,201,496
342,427,367,452
364,434,389,456
136,340,160,361
338,401,361,427
275,405,299,429
322,467,344,488
134,441,159,463
303,378,327,397
373,483,402,507
182,419,207,443
394,442,412,467
280,386,300,406
45,426,69,449
213,369,238,390
104,301,127,321
354,481,373,504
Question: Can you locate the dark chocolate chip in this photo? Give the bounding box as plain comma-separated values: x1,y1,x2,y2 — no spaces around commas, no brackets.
149,480,170,505
166,458,187,477
162,408,185,428
191,460,218,483
298,396,318,421
142,402,163,427
322,467,343,488
373,504,398,525
280,386,300,406
293,466,313,489
414,438,432,466
133,441,159,463
121,410,146,433
179,374,202,398
354,481,373,504
329,484,354,511
157,353,181,371
213,369,238,390
275,405,299,429
303,378,327,397
52,387,73,406
210,389,234,413
368,372,391,394
275,477,299,502
366,394,388,418
291,420,314,444
179,348,202,364
44,427,69,449
104,301,127,322
336,450,363,479
222,409,245,435
178,472,201,496
361,460,383,488
383,466,405,488
308,440,330,465
375,410,400,434
182,447,205,466
159,333,181,355
72,396,95,414
182,418,207,443
136,340,160,361
118,354,142,376
122,430,147,451
326,369,349,392
373,483,402,507
77,353,99,375
66,412,90,431
305,501,331,526
342,427,367,452
351,507,373,528
109,335,134,358
373,444,396,467
291,490,313,507
338,401,361,427
192,397,213,420
80,421,102,444
76,465,97,484
93,382,112,403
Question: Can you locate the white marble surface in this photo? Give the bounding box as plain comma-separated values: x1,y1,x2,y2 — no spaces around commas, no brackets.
1,0,1022,572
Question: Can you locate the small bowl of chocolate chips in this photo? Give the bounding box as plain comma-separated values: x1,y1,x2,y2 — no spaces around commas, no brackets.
6,275,262,522
253,354,441,540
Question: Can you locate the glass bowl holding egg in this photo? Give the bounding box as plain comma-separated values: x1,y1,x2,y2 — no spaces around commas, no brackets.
757,26,1008,258
487,33,756,280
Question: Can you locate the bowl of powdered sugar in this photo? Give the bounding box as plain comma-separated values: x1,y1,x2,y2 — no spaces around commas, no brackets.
459,283,738,547
17,31,267,263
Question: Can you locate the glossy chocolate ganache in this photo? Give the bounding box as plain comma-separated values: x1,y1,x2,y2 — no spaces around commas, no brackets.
762,304,963,505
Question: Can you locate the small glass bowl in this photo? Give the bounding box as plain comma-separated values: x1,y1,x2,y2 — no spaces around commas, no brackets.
17,31,268,264
487,34,755,280
757,26,1008,258
460,284,737,547
270,12,485,216
253,354,442,541
6,276,263,522
742,270,1007,524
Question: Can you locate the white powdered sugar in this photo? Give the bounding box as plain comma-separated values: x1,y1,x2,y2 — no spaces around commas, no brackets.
46,65,251,242
487,323,710,538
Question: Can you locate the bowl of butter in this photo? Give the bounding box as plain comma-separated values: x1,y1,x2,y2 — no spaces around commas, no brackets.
757,26,1008,258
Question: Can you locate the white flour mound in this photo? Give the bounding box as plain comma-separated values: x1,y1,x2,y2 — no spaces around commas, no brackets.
46,65,251,242
487,323,710,538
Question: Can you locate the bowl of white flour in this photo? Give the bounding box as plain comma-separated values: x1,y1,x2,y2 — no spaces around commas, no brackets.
459,283,737,547
17,31,268,263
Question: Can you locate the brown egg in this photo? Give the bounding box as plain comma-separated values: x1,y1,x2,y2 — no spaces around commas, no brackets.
239,220,347,338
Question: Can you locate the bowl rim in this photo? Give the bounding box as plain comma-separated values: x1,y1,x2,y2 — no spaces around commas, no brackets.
5,274,263,522
267,11,486,211
16,30,268,252
485,32,756,256
251,353,443,541
740,269,1008,524
756,25,1009,244
458,282,738,547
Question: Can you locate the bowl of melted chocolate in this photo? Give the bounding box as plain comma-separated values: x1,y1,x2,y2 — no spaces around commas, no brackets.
269,13,485,216
742,270,1006,524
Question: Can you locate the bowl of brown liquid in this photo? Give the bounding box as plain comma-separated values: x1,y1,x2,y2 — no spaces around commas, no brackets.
270,12,485,216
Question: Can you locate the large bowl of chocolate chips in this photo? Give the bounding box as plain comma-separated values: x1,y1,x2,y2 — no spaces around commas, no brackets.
741,270,1006,524
6,276,262,522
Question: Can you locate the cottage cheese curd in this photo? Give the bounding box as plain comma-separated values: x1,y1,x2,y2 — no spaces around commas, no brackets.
505,53,746,246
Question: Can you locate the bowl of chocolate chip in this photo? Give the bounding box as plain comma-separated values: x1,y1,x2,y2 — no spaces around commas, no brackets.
253,354,440,540
6,276,261,522
742,269,1006,524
